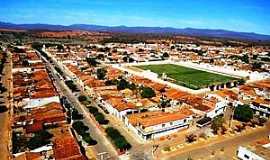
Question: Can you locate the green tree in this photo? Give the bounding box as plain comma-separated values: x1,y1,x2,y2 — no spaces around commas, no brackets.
141,87,156,98
65,80,78,92
96,68,107,80
88,106,99,115
105,127,131,150
82,133,97,145
27,130,53,150
211,116,224,134
72,121,89,135
117,79,129,90
128,83,137,90
162,52,170,59
241,54,249,63
86,57,99,67
234,104,253,122
238,79,245,85
72,109,83,120
94,113,109,125
78,95,87,102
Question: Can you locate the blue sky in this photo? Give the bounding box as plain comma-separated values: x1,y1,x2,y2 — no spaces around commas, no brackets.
0,0,270,35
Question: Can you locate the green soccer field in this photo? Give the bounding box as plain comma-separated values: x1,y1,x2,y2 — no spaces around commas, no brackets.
137,64,237,90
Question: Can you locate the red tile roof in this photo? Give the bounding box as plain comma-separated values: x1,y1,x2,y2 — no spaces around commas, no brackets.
107,97,136,112
53,135,85,160
129,109,193,128
31,70,49,81
31,89,58,99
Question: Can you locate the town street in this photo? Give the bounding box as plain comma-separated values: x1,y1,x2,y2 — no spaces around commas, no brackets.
158,122,270,160
37,49,119,160
0,50,12,160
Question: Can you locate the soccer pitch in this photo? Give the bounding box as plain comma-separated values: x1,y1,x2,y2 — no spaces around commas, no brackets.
137,64,237,90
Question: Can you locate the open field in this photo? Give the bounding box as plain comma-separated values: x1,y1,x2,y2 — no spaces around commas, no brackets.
137,64,237,89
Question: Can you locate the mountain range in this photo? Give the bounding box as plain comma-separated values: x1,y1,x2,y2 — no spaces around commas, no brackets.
1,21,270,41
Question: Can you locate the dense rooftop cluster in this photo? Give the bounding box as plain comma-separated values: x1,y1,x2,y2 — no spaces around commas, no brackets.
11,46,86,160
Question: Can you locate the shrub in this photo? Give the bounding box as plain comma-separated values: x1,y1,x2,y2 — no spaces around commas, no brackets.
185,134,197,143
163,146,171,152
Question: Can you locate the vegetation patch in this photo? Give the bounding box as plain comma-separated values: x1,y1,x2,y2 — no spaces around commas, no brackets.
234,104,254,122
105,127,131,151
137,64,237,89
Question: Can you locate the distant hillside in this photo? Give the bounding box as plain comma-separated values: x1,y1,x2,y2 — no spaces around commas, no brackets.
1,21,270,41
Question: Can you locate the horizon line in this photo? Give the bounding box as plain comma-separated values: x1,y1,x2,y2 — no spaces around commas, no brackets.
0,20,269,36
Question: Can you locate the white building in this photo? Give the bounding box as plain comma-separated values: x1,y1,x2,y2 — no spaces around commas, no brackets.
237,146,269,160
125,110,193,141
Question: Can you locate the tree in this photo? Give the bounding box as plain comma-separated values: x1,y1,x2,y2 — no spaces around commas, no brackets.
82,133,97,145
72,109,83,120
241,54,249,64
211,116,224,134
252,62,262,70
252,54,258,60
141,87,156,98
123,56,128,62
65,80,78,92
234,104,253,122
88,106,99,115
72,121,89,135
162,52,170,59
27,130,53,150
185,134,197,143
78,95,87,102
117,79,129,90
96,68,107,80
57,44,64,52
86,57,99,67
12,132,27,154
0,105,8,113
238,79,245,85
94,112,109,125
128,83,137,90
105,127,131,150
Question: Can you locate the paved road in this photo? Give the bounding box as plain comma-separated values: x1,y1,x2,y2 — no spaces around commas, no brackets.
37,49,119,160
159,123,270,160
87,98,154,160
0,51,12,160
40,49,152,159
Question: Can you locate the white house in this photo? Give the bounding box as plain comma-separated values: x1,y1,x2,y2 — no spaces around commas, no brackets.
237,146,267,160
100,97,137,121
125,110,193,141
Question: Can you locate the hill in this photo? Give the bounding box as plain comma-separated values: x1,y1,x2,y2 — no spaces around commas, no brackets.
0,21,270,41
